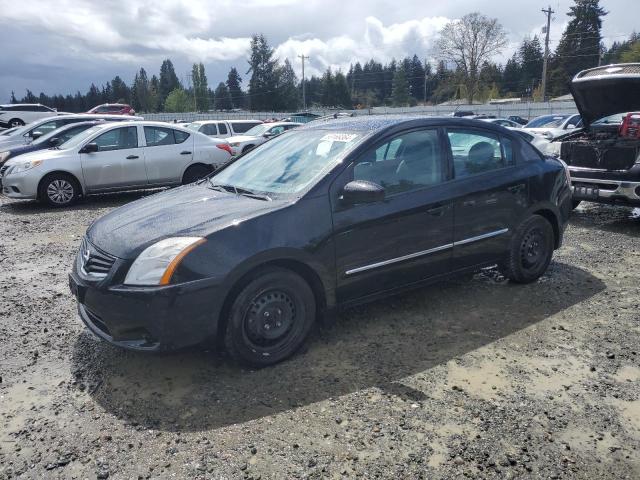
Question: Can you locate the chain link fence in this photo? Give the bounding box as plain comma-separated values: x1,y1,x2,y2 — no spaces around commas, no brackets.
142,101,578,123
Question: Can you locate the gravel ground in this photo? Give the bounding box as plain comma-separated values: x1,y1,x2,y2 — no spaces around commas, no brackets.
0,193,638,480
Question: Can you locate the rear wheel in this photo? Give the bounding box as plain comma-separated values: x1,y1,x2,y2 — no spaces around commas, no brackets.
38,173,80,207
224,267,316,367
242,144,255,154
182,164,211,184
499,215,554,284
8,118,24,128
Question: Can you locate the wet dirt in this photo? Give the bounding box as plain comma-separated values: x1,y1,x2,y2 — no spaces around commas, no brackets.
0,195,638,479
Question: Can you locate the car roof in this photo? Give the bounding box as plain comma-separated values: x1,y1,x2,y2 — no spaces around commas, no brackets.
0,103,46,107
300,115,513,135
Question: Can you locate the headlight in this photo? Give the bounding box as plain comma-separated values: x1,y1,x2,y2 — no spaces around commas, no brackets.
5,159,43,175
124,237,205,286
0,151,9,163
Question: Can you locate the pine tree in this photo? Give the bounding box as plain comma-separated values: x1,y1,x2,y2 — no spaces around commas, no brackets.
213,82,232,110
408,55,426,102
247,34,279,111
10,91,17,103
550,0,607,94
226,67,244,109
321,68,335,107
391,68,410,106
149,75,161,113
333,71,352,108
131,68,150,112
86,83,100,109
110,76,130,104
159,59,180,109
519,36,544,96
277,59,299,111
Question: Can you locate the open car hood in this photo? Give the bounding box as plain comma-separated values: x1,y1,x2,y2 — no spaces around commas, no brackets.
570,63,640,129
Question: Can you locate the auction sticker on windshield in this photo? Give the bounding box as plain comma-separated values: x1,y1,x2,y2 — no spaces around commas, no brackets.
320,133,359,142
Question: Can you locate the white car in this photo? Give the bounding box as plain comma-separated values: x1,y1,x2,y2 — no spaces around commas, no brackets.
481,118,522,128
187,119,263,139
0,104,63,128
0,114,143,150
507,127,551,154
227,122,302,155
524,114,582,140
0,121,232,207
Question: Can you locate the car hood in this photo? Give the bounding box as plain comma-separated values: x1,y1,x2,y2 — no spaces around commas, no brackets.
87,183,289,259
4,147,72,166
227,135,259,144
571,71,640,128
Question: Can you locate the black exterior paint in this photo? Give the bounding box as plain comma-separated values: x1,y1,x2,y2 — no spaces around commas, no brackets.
70,116,572,351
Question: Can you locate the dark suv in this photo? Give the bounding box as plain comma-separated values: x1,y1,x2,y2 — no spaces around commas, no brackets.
69,116,572,367
551,63,640,207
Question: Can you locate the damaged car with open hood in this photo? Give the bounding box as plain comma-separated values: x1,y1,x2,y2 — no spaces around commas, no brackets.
549,63,640,208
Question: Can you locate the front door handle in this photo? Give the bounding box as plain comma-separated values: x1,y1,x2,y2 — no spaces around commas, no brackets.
427,204,446,216
463,200,476,207
181,151,192,155
508,184,525,194
126,155,139,159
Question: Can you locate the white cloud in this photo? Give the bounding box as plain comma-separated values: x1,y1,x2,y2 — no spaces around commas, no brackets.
274,15,451,77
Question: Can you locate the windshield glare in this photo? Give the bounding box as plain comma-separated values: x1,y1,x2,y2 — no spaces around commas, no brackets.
526,115,569,128
243,124,271,136
211,130,363,195
593,113,629,125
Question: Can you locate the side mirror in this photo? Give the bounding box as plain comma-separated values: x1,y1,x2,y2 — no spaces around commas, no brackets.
566,124,576,129
31,131,44,139
263,132,275,138
341,180,385,205
80,142,99,154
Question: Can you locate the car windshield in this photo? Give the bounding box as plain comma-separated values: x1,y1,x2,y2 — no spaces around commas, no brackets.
33,124,95,146
593,113,629,125
525,115,570,128
210,129,364,196
58,125,104,149
243,124,272,136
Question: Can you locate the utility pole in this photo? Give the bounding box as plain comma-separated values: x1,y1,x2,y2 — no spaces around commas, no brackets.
424,58,428,105
541,6,554,102
298,54,309,110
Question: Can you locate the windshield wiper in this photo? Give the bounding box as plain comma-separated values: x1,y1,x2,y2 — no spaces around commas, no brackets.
208,181,271,201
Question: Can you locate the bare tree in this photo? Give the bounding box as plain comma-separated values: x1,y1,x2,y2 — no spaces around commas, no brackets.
438,12,508,103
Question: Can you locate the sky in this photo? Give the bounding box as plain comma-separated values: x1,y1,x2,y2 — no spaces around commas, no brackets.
0,0,638,103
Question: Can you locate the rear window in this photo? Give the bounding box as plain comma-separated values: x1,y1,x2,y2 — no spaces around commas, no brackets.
230,121,262,133
218,122,228,134
174,130,190,144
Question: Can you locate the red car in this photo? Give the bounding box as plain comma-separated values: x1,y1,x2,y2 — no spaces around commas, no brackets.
86,103,136,115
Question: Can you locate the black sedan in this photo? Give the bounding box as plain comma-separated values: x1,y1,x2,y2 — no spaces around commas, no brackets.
69,116,572,366
0,121,103,166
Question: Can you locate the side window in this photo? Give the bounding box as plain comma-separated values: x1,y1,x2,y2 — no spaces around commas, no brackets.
31,120,61,136
567,115,581,128
231,122,259,133
108,106,122,112
447,129,504,178
353,129,445,195
202,124,218,136
217,123,228,135
144,126,175,147
174,130,190,144
269,126,285,135
93,127,138,151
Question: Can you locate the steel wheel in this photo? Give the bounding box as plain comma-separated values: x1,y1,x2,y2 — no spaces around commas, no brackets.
47,179,75,205
243,289,297,348
520,227,547,272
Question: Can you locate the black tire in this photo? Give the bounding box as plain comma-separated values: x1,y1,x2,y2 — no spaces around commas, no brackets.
499,215,554,284
9,118,24,128
38,173,80,207
224,267,316,367
182,164,211,184
242,145,255,154
571,199,581,210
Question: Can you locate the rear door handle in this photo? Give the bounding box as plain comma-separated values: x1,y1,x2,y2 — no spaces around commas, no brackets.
181,151,192,155
126,155,139,159
508,184,525,194
463,200,476,207
427,204,446,216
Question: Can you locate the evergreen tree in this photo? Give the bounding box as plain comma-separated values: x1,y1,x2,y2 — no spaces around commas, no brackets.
149,75,161,113
213,82,233,110
131,68,150,112
519,36,544,96
276,59,299,111
502,54,522,96
549,0,607,94
321,68,335,107
164,88,192,113
226,67,244,109
247,34,279,111
10,91,17,103
159,59,180,108
333,71,352,108
110,76,130,104
391,68,410,106
408,55,426,102
86,83,100,109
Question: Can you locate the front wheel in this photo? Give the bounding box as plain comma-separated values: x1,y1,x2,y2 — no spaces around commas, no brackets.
499,215,554,284
9,118,24,128
224,267,316,367
38,173,80,207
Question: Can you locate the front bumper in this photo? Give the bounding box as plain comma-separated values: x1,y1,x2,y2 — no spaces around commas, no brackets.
1,171,39,199
69,269,226,352
571,176,640,206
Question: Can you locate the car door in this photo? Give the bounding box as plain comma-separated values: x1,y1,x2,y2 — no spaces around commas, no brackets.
216,122,231,138
80,125,147,190
331,128,455,304
446,128,529,269
142,126,192,184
